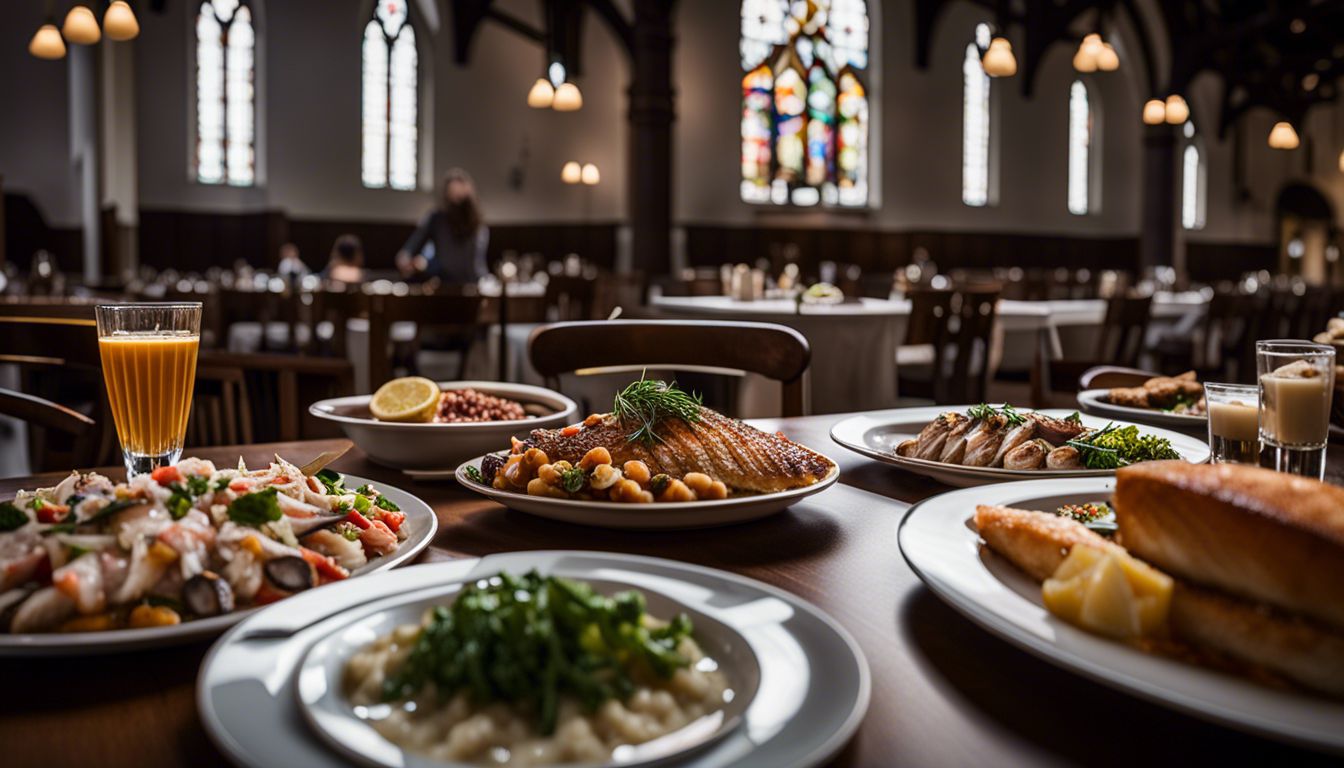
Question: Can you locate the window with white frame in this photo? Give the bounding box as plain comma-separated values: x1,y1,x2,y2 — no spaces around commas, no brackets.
1067,79,1094,215
962,23,993,207
362,0,418,190
195,0,255,185
1181,121,1206,230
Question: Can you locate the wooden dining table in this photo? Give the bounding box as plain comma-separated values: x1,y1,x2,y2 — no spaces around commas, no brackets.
3,414,1340,768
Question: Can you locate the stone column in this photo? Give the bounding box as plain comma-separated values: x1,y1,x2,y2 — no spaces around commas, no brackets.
626,0,674,275
1140,124,1177,278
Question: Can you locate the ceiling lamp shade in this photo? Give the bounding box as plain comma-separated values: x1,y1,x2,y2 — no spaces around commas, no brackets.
981,37,1016,77
561,161,582,184
1073,33,1102,72
1164,94,1189,124
103,1,140,41
29,24,66,59
1095,42,1120,71
527,78,555,108
63,4,101,45
552,82,583,111
1142,99,1166,125
580,163,600,185
1268,121,1300,150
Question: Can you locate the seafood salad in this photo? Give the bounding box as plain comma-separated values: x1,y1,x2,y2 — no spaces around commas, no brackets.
0,457,409,634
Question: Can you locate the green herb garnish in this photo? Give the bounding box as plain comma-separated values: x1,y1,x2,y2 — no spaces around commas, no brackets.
1067,423,1181,469
374,494,400,512
1056,502,1117,534
315,469,345,495
0,502,28,531
463,466,484,484
166,488,193,520
382,571,694,737
559,466,586,494
966,403,1027,427
1064,411,1083,424
351,494,371,514
226,487,283,527
612,375,703,446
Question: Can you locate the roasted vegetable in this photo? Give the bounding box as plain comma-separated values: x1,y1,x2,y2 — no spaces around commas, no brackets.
1067,423,1181,469
183,571,235,617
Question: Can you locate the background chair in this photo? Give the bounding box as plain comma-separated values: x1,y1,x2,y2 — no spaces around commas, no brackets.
528,320,811,417
1046,293,1153,394
365,291,484,389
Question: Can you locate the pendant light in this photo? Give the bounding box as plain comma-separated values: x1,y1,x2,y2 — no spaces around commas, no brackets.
103,1,140,42
1164,95,1189,124
28,23,66,59
63,3,102,45
1268,121,1300,150
527,78,555,108
580,163,600,185
1141,99,1166,125
1095,42,1119,71
561,161,582,184
1073,33,1102,72
981,36,1016,78
552,82,583,111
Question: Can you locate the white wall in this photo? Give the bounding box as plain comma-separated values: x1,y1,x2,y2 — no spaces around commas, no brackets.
1,0,1340,245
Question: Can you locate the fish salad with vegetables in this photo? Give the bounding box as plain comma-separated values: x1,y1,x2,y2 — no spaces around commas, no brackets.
0,456,408,634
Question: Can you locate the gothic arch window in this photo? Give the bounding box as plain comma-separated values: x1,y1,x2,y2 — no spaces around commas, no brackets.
740,0,870,207
362,0,419,190
1181,121,1207,230
1067,79,1097,215
962,23,992,207
195,0,255,186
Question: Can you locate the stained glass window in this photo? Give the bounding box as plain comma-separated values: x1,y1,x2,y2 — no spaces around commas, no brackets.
1067,80,1093,215
962,24,992,207
740,0,870,207
196,0,254,186
1181,121,1206,230
363,0,418,190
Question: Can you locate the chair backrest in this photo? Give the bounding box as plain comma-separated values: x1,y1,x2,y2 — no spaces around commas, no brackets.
308,289,369,357
0,300,101,369
1077,365,1154,390
1097,294,1153,368
545,275,597,320
528,320,811,417
1199,291,1256,379
366,291,484,389
197,350,354,442
188,365,254,448
903,288,955,347
0,387,98,472
946,285,1000,403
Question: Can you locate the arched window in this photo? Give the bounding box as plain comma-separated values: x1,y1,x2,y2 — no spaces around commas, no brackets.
1067,79,1094,215
195,0,255,186
1181,121,1206,230
362,0,418,190
962,23,992,207
740,0,870,207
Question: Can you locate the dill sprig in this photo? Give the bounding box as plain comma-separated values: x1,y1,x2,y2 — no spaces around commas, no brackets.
966,403,1027,427
612,375,702,446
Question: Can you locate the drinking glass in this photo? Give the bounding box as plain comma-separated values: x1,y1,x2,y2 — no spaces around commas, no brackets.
1256,340,1335,479
1204,382,1259,464
95,303,202,478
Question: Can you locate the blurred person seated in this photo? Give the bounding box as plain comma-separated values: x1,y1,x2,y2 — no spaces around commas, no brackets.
321,235,366,285
396,168,489,285
276,242,311,282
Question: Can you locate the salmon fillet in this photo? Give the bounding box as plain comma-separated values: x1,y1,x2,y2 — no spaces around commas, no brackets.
522,408,834,494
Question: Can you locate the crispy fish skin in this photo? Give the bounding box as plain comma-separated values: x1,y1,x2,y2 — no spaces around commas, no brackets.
1115,461,1344,632
522,408,834,494
973,504,1118,580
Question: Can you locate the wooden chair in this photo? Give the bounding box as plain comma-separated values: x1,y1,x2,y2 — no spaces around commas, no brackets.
1157,290,1257,383
545,275,597,320
946,285,1001,404
528,320,811,417
196,350,354,442
1046,294,1153,394
1077,365,1154,390
366,291,484,389
0,387,98,472
895,288,955,401
187,364,254,448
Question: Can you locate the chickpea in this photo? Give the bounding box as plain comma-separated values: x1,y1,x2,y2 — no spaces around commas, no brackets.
682,472,713,496
701,480,729,500
583,413,603,427
502,455,527,488
537,463,563,486
551,460,573,472
610,478,653,504
590,463,623,490
578,447,612,471
523,448,549,474
129,604,181,628
527,477,569,498
622,460,652,486
658,479,697,503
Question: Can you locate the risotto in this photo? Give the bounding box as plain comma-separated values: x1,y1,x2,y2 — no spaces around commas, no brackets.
341,571,731,766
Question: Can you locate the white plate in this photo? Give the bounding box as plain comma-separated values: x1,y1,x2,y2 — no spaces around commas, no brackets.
0,473,437,656
1077,389,1207,430
296,577,763,768
199,551,871,768
830,407,1210,487
897,478,1344,754
310,381,579,471
453,458,840,530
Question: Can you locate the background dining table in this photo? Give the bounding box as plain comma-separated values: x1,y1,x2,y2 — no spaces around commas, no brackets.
2,413,1339,768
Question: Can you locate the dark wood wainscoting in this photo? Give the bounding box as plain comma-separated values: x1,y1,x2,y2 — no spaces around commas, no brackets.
1185,241,1277,283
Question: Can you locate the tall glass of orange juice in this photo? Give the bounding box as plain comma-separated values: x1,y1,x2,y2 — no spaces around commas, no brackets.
95,303,202,477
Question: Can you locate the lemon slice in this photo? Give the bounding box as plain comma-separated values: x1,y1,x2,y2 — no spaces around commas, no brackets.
370,377,441,422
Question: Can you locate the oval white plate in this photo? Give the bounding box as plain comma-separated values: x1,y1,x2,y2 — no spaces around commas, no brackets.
296,578,762,768
199,551,871,768
897,478,1344,754
0,473,437,656
310,381,579,471
454,458,840,530
830,407,1210,487
1077,389,1207,431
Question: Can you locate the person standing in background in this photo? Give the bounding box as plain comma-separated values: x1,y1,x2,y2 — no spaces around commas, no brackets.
396,168,490,284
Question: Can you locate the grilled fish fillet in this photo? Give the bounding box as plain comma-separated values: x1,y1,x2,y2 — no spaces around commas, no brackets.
1115,461,1344,631
522,408,834,494
975,503,1344,697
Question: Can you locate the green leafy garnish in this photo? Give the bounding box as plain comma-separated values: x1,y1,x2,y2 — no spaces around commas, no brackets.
315,469,345,495
1067,423,1181,469
374,494,400,512
185,474,212,496
463,466,484,484
354,484,376,496
166,488,193,520
966,403,1027,427
226,487,283,527
559,466,586,494
0,501,28,531
612,375,703,446
30,497,46,511
1064,412,1083,424
351,494,371,514
381,571,694,737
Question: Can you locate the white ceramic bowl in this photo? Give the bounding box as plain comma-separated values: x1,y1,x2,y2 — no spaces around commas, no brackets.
310,381,578,471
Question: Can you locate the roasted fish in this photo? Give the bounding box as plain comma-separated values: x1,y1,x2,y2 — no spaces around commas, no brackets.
522,408,834,495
